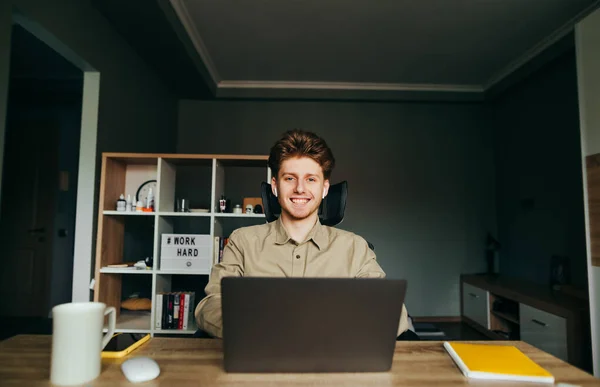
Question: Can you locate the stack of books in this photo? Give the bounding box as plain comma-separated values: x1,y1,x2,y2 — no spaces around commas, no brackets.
155,292,196,330
213,236,229,264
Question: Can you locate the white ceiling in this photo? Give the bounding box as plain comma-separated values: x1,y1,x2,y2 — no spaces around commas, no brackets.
169,0,600,100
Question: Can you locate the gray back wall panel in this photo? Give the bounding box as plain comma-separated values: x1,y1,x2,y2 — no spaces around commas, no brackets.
177,100,496,316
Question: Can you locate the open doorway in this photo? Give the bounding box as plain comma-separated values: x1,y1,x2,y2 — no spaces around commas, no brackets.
0,20,90,339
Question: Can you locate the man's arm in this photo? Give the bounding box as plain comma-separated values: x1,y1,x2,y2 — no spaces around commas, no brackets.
194,231,244,338
353,237,410,337
354,237,384,278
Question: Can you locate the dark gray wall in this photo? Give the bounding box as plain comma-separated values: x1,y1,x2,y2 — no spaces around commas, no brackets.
0,0,179,196
0,0,179,308
178,100,496,316
492,49,588,289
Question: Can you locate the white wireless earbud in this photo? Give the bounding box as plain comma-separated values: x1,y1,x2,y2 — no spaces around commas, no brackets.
274,188,278,197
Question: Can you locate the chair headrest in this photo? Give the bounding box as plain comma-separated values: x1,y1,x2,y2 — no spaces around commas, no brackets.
260,181,348,227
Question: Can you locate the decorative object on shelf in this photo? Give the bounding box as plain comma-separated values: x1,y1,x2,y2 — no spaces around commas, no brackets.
243,197,263,213
121,297,152,311
176,198,190,212
245,204,253,214
219,195,227,213
253,204,263,214
233,204,242,214
136,180,157,209
135,200,144,212
160,234,212,271
485,233,501,276
116,194,126,212
190,208,209,213
133,260,148,270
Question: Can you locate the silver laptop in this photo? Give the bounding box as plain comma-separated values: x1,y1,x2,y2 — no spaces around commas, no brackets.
221,277,407,373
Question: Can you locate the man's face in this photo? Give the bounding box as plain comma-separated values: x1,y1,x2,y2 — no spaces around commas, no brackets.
272,156,330,222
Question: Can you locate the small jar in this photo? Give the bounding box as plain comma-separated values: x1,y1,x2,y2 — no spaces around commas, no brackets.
233,204,242,214
116,194,126,212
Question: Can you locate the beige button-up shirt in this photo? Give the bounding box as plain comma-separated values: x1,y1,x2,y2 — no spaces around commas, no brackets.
195,217,409,338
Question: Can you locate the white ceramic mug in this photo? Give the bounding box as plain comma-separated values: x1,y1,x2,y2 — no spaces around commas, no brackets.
50,302,116,386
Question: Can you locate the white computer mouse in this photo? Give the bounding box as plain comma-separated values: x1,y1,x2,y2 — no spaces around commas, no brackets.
121,357,160,383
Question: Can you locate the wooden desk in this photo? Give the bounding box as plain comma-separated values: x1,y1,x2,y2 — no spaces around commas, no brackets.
0,335,598,386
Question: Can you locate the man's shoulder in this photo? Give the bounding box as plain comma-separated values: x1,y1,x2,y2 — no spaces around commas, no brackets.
322,225,368,244
230,221,274,240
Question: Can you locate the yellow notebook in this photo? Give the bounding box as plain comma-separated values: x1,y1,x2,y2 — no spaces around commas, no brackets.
444,342,555,384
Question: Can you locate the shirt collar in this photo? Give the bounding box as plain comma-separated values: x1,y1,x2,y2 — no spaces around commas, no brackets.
274,217,328,250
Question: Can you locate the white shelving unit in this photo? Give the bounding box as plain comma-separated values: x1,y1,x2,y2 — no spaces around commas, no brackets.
214,213,266,218
102,210,154,216
94,153,270,335
157,211,212,217
99,267,153,274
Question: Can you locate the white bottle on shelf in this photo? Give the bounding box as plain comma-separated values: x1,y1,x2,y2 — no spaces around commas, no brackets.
146,188,154,211
126,194,133,212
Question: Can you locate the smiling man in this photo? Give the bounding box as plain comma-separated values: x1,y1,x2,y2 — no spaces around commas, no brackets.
195,129,410,338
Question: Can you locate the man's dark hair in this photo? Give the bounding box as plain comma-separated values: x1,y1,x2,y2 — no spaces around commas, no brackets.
268,129,336,180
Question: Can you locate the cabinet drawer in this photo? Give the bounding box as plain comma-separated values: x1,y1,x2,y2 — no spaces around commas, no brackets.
462,283,489,329
520,303,567,361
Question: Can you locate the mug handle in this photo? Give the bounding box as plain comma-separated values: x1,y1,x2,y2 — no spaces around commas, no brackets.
101,306,116,349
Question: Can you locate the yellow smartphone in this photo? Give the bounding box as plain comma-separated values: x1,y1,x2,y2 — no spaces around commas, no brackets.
101,333,151,358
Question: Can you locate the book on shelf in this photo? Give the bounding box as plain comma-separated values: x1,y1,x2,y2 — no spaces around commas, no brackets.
213,236,230,264
107,263,133,268
173,293,180,329
178,293,185,329
155,294,163,329
444,342,554,384
156,291,196,330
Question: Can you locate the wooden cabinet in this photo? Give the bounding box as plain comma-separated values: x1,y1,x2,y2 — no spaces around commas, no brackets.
461,283,489,329
520,303,568,362
93,153,270,335
461,274,590,370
